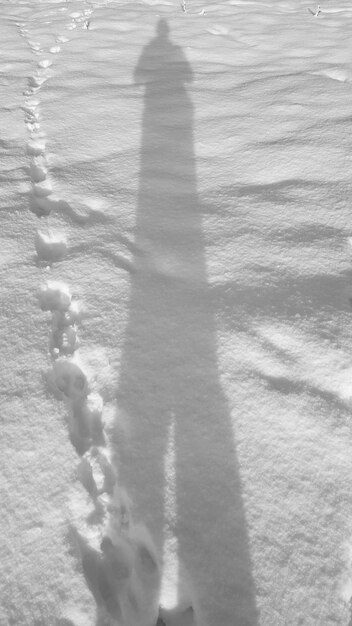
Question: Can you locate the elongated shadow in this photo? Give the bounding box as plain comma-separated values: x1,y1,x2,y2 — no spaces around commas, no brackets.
116,19,259,625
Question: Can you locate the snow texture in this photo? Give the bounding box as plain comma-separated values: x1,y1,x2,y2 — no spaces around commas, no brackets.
2,0,352,624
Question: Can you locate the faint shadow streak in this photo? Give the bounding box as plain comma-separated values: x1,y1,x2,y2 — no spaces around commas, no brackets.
115,19,259,625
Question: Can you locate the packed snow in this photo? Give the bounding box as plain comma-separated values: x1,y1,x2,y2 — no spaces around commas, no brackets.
2,0,352,624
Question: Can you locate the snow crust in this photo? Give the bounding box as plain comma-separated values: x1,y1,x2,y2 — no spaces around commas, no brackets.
2,0,352,624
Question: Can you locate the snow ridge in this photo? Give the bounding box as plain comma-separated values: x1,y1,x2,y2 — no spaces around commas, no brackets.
18,4,162,624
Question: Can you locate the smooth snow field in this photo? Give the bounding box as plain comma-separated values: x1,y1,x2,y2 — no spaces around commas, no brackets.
2,0,352,624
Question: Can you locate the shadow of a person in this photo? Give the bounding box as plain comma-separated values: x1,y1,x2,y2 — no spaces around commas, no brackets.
115,18,259,626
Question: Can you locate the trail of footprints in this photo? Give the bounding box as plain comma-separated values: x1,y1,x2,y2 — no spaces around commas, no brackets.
18,5,162,625
39,281,160,626
18,4,93,217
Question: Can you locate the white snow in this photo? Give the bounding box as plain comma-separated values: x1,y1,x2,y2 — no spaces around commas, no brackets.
2,0,352,624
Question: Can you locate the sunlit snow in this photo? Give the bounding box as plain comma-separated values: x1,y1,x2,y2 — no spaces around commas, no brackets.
1,0,352,624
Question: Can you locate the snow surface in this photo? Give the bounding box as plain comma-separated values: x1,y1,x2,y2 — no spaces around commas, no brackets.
2,0,352,624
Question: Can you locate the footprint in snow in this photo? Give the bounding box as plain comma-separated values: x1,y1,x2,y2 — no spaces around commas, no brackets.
39,281,72,311
78,444,117,497
76,527,160,625
39,286,80,356
25,107,39,121
29,74,48,88
50,324,78,356
30,158,47,183
49,358,88,401
35,229,67,261
67,393,106,455
29,195,60,217
52,300,80,328
33,179,52,197
38,59,52,68
26,138,46,156
23,97,40,110
26,120,40,134
28,40,41,51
